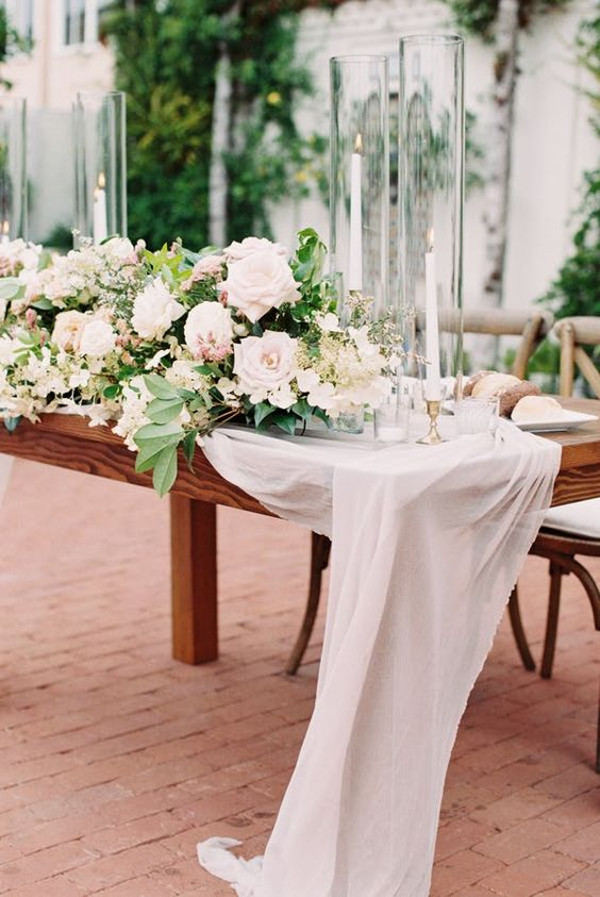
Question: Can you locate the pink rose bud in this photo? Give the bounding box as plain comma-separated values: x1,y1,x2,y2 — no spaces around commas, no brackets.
26,308,37,328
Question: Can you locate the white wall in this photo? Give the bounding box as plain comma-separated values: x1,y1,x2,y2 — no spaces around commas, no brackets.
271,0,598,315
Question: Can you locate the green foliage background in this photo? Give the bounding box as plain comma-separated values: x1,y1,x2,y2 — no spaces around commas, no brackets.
443,0,571,40
542,12,600,320
105,0,347,251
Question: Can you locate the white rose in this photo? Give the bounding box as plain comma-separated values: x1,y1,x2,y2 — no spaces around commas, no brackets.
79,319,117,358
221,250,301,323
131,279,185,340
52,310,88,353
233,331,298,402
223,237,288,263
184,302,233,362
99,237,136,262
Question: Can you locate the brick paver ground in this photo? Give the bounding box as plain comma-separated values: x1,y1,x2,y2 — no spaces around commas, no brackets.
0,458,598,896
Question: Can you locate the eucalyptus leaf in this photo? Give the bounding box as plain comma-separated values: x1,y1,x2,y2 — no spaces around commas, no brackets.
0,278,22,301
152,444,178,497
135,442,169,473
146,396,184,425
133,422,183,456
143,373,179,401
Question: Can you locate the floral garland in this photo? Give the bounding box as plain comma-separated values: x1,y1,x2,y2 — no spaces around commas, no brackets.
0,231,391,495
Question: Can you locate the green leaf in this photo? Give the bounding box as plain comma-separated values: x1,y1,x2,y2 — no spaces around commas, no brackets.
103,384,120,400
135,442,168,473
253,401,275,428
152,444,178,497
133,422,183,456
0,278,22,301
291,399,312,420
312,407,332,426
134,421,183,442
146,396,184,425
182,429,197,470
194,362,221,377
273,412,298,435
30,297,53,311
143,374,179,401
3,416,20,433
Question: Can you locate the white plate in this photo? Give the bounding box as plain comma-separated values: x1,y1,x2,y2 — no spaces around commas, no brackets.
512,410,598,432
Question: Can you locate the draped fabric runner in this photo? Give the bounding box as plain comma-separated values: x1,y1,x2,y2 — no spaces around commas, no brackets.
0,457,13,506
198,421,561,897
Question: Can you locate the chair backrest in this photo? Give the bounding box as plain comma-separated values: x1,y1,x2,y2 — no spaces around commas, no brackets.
412,307,552,379
461,309,552,380
553,317,600,398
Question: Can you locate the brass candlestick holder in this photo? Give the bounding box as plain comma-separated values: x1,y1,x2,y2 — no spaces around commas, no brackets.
417,399,447,445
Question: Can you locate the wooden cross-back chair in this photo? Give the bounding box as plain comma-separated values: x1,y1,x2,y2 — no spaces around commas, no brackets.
285,308,552,677
513,315,600,773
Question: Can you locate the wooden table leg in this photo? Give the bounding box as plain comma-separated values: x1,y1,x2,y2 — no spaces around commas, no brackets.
170,495,218,664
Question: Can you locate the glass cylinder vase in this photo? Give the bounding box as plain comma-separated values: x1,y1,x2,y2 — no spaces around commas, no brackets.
330,55,389,324
0,98,27,241
73,90,127,245
398,35,464,402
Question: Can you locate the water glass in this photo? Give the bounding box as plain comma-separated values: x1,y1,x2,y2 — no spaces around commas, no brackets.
455,397,499,436
374,390,411,443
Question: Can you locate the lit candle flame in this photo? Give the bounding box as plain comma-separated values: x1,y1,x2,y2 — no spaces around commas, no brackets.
2,220,9,237
427,227,434,253
354,133,363,155
98,172,106,190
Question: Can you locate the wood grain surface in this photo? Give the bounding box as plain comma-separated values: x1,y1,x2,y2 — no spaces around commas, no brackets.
0,398,598,511
0,413,272,515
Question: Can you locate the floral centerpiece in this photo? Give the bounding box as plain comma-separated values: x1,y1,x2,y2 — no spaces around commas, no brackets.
0,230,392,495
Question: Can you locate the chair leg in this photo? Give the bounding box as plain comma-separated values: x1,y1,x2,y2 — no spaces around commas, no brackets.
541,561,564,680
596,683,600,774
508,585,536,671
285,533,332,676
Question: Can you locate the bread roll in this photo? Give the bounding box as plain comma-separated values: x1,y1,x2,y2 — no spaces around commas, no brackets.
511,395,563,422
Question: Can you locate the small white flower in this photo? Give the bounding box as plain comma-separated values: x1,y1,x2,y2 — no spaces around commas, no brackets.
68,369,91,389
79,319,117,358
131,278,185,340
307,381,336,411
296,368,319,392
318,312,341,333
184,302,233,362
269,383,297,409
220,250,301,323
0,335,19,365
146,348,172,370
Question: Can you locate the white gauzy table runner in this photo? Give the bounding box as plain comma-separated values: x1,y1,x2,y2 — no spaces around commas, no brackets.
198,421,561,897
0,457,13,507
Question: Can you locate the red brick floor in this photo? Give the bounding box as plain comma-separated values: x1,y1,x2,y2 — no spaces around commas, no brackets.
0,459,598,896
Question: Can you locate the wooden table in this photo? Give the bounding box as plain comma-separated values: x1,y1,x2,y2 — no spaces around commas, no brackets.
1,397,599,665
